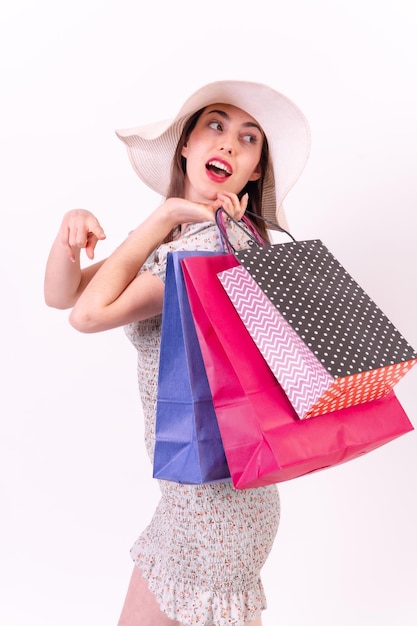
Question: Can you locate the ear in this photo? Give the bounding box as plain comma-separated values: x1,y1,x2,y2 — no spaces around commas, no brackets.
181,143,188,158
248,163,262,182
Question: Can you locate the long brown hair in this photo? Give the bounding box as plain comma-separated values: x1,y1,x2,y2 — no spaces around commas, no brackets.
164,107,271,243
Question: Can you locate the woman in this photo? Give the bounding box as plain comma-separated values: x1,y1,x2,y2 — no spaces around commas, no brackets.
44,80,310,626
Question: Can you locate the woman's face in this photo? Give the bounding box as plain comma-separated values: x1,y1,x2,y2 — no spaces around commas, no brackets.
181,103,264,203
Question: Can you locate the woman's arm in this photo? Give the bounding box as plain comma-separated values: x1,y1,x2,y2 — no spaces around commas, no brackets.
45,193,247,333
44,209,107,309
68,197,224,333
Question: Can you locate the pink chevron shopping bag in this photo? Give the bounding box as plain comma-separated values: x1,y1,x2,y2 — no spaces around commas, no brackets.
217,236,417,419
181,252,414,488
217,264,334,419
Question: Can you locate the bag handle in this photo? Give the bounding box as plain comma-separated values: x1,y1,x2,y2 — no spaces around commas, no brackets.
245,210,296,242
215,207,296,254
215,208,265,253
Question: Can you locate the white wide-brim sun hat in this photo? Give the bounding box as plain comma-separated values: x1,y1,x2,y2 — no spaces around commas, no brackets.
116,80,311,229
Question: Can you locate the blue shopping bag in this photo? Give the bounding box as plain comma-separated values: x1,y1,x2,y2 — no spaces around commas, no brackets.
153,250,230,484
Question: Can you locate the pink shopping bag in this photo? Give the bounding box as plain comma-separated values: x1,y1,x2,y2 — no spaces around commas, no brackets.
181,252,414,488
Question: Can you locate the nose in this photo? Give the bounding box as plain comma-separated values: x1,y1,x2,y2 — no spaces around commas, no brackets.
219,143,233,155
219,131,235,155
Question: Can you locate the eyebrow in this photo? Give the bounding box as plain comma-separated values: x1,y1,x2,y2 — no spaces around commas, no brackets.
206,108,263,134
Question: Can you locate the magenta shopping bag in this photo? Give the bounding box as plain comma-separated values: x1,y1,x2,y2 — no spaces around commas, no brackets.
181,252,414,489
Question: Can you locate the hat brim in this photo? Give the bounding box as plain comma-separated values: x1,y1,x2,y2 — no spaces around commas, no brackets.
116,80,310,230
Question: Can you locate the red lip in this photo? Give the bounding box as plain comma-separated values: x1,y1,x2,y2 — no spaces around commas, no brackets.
205,157,233,183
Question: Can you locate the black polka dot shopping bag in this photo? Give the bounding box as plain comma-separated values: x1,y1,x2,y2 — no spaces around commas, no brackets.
216,210,417,420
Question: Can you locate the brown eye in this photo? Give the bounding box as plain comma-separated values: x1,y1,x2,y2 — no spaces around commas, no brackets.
208,121,222,131
243,133,258,144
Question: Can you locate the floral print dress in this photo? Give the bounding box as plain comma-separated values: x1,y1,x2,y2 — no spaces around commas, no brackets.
124,220,280,626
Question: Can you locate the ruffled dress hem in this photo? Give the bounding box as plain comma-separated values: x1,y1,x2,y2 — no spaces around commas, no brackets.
131,549,267,626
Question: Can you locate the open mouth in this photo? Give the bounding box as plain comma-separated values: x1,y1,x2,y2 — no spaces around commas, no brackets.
205,159,232,178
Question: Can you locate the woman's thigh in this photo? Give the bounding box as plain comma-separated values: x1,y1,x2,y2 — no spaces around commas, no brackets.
117,566,180,626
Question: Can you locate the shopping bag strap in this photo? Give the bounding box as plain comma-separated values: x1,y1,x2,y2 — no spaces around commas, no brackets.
246,211,296,241
215,207,296,253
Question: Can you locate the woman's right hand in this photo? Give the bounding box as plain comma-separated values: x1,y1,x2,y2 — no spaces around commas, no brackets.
58,209,107,262
159,193,247,233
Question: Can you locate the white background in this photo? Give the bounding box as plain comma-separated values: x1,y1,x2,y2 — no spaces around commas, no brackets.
1,1,416,625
